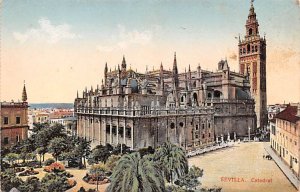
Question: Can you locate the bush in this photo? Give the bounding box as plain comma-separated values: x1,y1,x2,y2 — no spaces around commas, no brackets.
44,162,65,173
57,170,74,178
41,173,72,191
1,171,24,192
105,155,121,172
1,161,10,171
27,160,42,168
15,167,25,173
78,187,97,192
44,158,55,166
19,168,39,176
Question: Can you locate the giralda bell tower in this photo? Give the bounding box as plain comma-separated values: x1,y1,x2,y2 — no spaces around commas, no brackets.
238,1,267,129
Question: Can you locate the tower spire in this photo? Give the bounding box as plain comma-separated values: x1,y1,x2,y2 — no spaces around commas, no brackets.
22,80,27,102
104,62,108,74
172,52,178,76
122,55,126,70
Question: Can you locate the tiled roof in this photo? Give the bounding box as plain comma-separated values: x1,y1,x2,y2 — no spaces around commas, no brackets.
275,105,300,123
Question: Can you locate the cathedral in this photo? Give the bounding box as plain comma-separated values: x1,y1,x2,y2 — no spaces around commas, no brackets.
74,2,266,150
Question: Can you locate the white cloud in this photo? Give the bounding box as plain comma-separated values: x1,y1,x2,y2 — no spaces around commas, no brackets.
13,18,80,44
97,24,154,52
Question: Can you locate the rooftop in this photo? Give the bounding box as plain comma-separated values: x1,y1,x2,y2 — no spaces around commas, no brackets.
275,105,300,123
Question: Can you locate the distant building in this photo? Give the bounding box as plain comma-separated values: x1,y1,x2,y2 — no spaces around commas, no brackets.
270,104,300,178
33,112,50,124
267,104,288,124
1,83,29,147
49,111,76,136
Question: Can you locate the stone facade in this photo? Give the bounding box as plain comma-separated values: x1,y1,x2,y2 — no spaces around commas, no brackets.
75,55,256,150
74,3,260,150
238,1,267,129
1,84,29,147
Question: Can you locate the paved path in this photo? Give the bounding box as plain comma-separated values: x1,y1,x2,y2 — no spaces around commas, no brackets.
264,143,300,190
66,168,109,192
189,142,297,192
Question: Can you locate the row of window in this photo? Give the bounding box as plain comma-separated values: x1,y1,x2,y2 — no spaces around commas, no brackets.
106,125,131,138
271,139,298,164
3,116,21,125
277,119,296,133
278,132,297,146
171,122,211,130
194,133,211,140
240,44,259,55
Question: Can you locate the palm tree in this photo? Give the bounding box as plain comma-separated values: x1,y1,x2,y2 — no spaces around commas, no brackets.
106,152,165,192
154,142,188,184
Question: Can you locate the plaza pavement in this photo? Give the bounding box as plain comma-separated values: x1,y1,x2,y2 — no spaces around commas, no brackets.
188,142,297,192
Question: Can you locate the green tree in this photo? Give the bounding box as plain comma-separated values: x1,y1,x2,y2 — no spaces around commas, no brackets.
154,142,188,183
40,173,70,192
48,137,69,162
75,137,91,167
36,147,46,166
11,138,35,163
1,170,24,192
112,144,131,155
105,155,121,172
25,152,37,162
19,176,42,192
32,122,49,134
4,153,19,169
33,129,50,161
88,144,112,164
90,163,107,191
107,152,165,192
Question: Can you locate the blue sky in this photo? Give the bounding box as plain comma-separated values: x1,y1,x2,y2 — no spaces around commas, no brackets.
1,0,300,103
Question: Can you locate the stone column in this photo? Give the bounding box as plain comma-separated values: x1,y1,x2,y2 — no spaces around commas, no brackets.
131,123,134,150
104,119,107,144
91,118,94,141
83,117,86,139
116,121,119,145
87,118,90,141
110,120,112,144
77,117,80,137
123,119,126,146
99,118,101,145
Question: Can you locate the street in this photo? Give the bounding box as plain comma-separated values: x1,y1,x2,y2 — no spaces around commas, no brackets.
188,142,297,192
